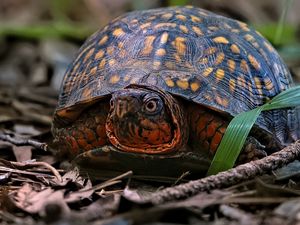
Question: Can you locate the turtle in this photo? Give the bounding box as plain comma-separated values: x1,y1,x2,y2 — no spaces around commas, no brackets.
52,6,300,179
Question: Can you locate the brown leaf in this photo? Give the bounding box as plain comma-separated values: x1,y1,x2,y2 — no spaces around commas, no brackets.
12,145,32,162
12,183,70,215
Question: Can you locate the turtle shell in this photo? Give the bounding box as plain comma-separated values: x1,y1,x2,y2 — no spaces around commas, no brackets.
54,6,293,132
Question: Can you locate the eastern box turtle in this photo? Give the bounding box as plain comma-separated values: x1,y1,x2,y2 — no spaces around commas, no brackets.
52,6,300,179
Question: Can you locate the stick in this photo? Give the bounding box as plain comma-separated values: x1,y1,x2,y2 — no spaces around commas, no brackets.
144,141,300,204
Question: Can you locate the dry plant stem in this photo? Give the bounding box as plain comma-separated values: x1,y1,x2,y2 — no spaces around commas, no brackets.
146,141,300,204
11,161,62,182
0,134,48,151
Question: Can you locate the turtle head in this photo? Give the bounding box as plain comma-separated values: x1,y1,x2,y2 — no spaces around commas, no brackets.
106,85,188,154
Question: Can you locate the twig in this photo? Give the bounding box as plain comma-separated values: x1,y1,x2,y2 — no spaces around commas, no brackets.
144,141,300,204
219,204,257,225
0,133,48,151
10,161,62,182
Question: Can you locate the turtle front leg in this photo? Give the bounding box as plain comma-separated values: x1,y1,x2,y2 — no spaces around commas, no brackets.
237,136,267,164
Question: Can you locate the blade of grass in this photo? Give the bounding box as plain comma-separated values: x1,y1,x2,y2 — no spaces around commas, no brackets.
274,0,294,45
207,86,300,175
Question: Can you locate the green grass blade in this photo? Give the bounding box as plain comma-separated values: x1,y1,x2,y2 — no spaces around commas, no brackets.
207,86,300,176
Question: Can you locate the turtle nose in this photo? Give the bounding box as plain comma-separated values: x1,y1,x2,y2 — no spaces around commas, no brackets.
115,99,128,118
112,96,138,119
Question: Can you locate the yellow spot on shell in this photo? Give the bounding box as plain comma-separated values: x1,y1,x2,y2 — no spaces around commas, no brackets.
237,21,250,31
160,32,169,44
205,47,217,55
179,25,188,33
215,53,225,65
110,75,120,84
231,29,240,33
99,59,106,69
213,36,229,44
130,19,138,24
215,69,225,81
156,48,166,56
190,82,200,92
124,74,130,82
263,41,274,52
254,77,263,95
140,22,151,29
161,13,173,19
108,59,116,66
203,67,213,77
112,28,125,37
107,46,114,55
95,50,104,59
176,14,187,21
216,95,229,107
83,48,94,63
186,5,194,8
230,44,240,54
176,79,189,89
172,37,186,56
199,57,208,64
244,34,255,42
153,61,161,69
229,78,236,93
248,54,261,70
82,88,92,98
192,26,203,35
154,23,177,29
208,26,218,31
118,42,124,48
190,15,201,23
148,16,156,20
240,60,250,73
174,53,181,62
237,75,246,88
99,35,108,45
165,61,175,70
264,78,274,91
227,59,236,73
90,67,97,76
252,42,260,48
165,78,175,87
141,35,156,55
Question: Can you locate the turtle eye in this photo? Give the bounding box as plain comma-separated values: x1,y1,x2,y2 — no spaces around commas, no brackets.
143,97,162,114
145,100,157,112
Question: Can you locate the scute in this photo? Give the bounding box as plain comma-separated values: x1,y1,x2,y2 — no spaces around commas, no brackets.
55,6,293,125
